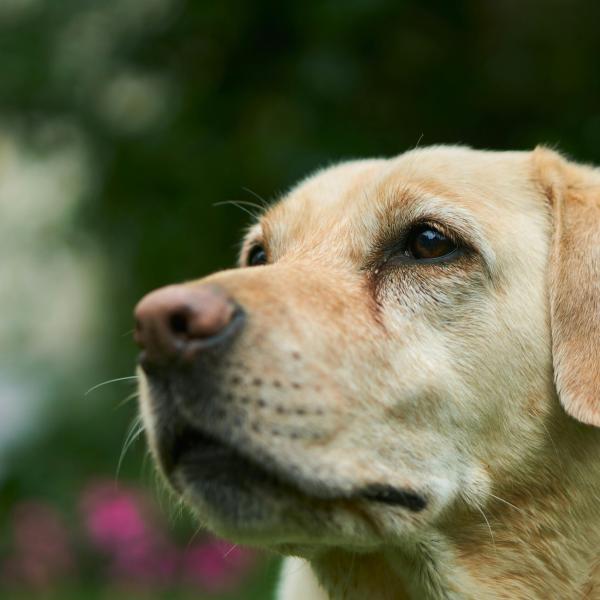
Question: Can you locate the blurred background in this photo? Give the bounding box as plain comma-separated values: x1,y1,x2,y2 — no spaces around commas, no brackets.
1,0,600,598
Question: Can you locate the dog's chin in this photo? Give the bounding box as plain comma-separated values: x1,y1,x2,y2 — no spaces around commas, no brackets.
174,462,322,545
161,429,338,543
172,429,307,523
173,461,372,548
154,425,431,548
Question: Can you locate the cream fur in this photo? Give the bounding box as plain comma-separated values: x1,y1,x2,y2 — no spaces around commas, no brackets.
138,146,600,599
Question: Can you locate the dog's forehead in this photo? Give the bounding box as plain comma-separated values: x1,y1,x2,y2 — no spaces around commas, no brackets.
270,158,388,223
258,159,388,261
260,146,541,261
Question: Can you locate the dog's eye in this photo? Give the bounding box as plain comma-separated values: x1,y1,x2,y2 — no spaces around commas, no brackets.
247,244,267,267
406,225,458,260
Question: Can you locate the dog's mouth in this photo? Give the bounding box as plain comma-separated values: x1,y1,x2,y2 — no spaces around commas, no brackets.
160,425,427,513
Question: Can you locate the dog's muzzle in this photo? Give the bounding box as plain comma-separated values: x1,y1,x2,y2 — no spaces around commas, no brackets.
134,282,428,515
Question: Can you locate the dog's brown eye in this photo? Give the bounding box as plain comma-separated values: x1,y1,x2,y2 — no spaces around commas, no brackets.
247,244,267,266
406,225,457,260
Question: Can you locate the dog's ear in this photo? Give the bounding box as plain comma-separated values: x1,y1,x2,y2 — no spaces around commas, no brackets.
533,146,600,427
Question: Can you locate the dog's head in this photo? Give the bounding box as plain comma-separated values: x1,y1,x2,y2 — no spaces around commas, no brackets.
135,146,600,552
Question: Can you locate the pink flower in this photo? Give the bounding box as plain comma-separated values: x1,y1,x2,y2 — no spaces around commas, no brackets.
79,479,259,591
80,481,150,551
80,480,176,587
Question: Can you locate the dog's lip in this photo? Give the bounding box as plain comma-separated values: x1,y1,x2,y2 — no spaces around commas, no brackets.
359,484,427,512
162,425,427,513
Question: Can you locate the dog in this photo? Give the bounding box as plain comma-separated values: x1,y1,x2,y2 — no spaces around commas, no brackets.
134,146,600,599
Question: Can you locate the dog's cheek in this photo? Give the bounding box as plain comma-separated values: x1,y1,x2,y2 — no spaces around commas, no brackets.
376,270,545,490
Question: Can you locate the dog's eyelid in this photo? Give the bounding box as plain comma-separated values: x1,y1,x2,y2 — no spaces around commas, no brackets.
407,219,461,246
376,192,493,257
406,203,497,274
379,221,463,265
377,218,462,254
371,211,495,277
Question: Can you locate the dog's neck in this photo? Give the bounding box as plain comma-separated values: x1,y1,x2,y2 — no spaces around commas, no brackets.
303,416,600,600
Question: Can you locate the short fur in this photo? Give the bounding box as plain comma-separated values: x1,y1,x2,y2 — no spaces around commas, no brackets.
138,146,600,599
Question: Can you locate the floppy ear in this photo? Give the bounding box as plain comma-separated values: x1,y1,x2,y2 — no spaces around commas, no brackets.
533,147,600,427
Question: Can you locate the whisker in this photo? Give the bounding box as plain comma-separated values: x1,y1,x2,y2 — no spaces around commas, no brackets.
487,492,525,514
475,503,496,553
540,420,562,465
187,524,205,548
213,200,261,220
85,376,138,396
222,544,238,559
219,199,265,210
241,186,270,208
116,416,145,480
116,391,140,409
412,132,424,151
232,198,266,212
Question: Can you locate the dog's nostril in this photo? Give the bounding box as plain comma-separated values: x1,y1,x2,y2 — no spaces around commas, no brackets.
134,284,245,368
169,311,189,335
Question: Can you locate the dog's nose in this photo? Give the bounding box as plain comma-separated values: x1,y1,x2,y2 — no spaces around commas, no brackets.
134,284,243,368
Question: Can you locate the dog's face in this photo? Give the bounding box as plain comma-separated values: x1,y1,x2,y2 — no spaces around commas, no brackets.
135,146,599,554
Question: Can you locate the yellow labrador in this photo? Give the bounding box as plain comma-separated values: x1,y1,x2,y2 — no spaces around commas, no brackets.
134,146,600,599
